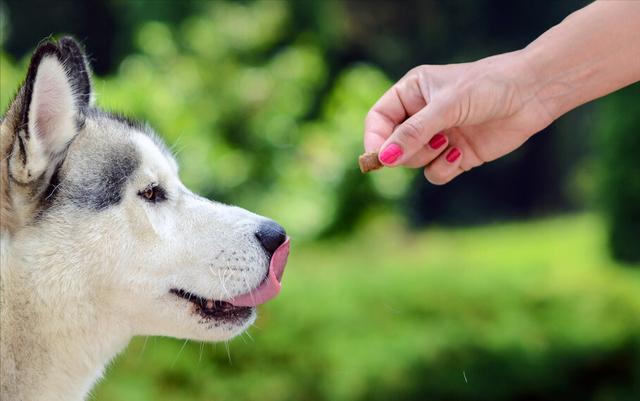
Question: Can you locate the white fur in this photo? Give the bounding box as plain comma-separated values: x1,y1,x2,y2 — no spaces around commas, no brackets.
1,51,274,401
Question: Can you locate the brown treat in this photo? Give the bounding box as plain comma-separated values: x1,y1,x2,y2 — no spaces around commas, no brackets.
358,152,383,173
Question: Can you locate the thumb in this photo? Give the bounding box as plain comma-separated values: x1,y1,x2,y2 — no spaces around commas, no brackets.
378,100,453,166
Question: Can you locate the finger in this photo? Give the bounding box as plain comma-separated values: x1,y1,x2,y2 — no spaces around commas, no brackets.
378,100,452,165
403,132,449,168
423,146,464,185
364,74,426,153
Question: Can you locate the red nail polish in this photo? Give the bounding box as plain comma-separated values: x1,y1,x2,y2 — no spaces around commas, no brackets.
379,144,403,164
428,133,446,149
446,148,461,163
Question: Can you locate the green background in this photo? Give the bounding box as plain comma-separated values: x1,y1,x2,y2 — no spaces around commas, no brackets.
1,1,638,400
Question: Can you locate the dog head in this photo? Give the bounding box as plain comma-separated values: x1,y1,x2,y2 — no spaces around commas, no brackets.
0,37,289,341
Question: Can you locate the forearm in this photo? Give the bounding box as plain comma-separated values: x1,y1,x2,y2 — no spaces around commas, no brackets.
522,0,640,120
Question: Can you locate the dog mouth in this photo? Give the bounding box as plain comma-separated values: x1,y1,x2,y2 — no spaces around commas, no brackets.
170,289,253,322
170,238,290,323
227,237,290,306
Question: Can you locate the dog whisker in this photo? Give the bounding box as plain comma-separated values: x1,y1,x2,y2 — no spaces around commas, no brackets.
222,267,233,299
136,336,149,366
242,275,257,307
224,340,232,365
250,322,262,330
217,268,231,300
171,339,190,368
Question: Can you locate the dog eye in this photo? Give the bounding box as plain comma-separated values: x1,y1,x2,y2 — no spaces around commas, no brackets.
138,184,166,203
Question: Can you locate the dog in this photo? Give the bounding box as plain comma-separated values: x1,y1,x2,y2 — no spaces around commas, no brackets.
0,37,290,401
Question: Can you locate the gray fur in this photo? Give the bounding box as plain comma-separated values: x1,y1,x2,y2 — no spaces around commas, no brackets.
2,37,283,401
67,145,139,210
33,110,142,216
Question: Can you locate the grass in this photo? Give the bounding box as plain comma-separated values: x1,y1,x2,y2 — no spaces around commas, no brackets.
93,214,640,401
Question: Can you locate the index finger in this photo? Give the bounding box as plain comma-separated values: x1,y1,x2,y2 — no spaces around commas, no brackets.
364,74,427,153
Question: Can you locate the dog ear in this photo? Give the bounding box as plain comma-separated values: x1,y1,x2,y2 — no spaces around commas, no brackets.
8,36,92,185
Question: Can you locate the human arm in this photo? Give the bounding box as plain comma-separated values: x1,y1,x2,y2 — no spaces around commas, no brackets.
364,0,640,184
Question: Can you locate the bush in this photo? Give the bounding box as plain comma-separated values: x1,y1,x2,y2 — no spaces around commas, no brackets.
596,84,640,263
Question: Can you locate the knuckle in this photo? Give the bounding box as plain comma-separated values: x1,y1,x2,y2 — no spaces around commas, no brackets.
398,120,424,144
408,65,427,77
424,167,448,185
364,109,378,126
405,66,420,79
434,93,459,126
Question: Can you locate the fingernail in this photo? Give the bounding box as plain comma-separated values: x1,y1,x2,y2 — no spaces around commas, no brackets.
446,148,461,163
428,133,446,149
379,143,403,164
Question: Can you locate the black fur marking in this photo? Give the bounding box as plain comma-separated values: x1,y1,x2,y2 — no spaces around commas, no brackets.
109,113,145,131
67,145,140,210
38,161,64,209
58,37,92,113
17,134,27,165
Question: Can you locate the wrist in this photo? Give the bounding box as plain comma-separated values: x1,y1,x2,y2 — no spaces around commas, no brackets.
483,49,555,125
515,45,563,124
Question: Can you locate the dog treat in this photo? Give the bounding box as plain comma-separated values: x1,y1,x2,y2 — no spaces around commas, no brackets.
358,152,383,173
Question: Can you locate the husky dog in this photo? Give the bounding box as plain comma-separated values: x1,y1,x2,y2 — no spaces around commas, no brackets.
0,37,290,401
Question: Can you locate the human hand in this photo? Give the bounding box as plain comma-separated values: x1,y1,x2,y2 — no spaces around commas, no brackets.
364,51,554,184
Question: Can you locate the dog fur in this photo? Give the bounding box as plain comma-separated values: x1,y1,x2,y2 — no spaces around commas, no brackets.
0,37,282,401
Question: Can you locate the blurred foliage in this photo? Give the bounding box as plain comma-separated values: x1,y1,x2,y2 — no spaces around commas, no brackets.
596,83,640,263
94,215,640,401
1,0,611,241
1,1,640,400
0,1,636,238
1,1,405,238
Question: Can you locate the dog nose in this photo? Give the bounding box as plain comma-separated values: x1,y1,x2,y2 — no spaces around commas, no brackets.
255,221,287,256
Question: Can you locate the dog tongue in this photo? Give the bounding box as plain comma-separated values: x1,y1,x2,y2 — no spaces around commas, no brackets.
229,238,290,307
